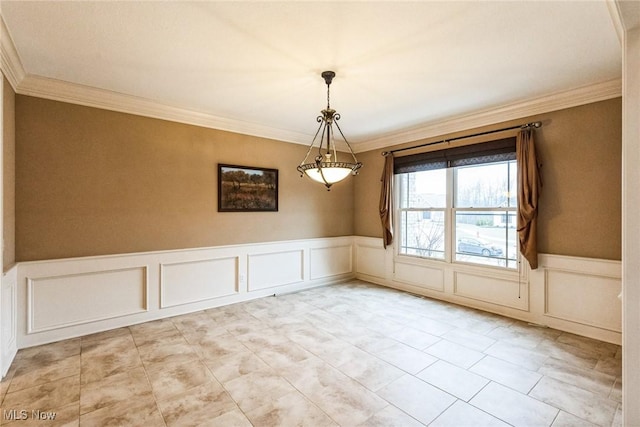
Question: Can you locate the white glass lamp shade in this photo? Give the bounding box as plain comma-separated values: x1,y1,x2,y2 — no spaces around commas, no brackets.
304,165,352,185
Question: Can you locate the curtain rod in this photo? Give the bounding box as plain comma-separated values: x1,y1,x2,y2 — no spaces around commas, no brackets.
381,121,542,156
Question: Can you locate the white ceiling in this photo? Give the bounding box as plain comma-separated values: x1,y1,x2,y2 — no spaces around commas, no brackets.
0,1,622,150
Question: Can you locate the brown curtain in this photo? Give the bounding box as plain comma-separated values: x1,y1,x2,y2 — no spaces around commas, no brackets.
379,153,394,248
516,128,541,269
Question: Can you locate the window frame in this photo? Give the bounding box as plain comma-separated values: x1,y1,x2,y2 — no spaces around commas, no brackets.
395,159,520,273
396,169,449,261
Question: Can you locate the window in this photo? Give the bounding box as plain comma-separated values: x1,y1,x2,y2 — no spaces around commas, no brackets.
396,138,518,270
398,168,446,259
454,161,518,269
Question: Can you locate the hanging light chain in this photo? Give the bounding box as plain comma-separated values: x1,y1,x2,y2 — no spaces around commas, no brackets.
326,79,331,109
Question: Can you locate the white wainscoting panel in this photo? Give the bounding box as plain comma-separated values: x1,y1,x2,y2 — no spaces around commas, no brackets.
355,242,386,280
160,257,238,308
2,266,18,377
14,237,355,350
531,254,622,343
27,267,148,333
394,261,445,292
7,235,621,369
248,250,304,291
310,245,352,280
545,267,621,332
454,271,528,311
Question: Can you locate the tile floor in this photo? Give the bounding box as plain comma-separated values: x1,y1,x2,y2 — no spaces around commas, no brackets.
0,280,623,426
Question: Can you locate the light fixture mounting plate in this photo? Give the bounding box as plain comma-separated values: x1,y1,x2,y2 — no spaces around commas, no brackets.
321,71,335,85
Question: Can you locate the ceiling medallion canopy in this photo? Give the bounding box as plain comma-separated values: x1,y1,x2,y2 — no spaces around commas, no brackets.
297,71,362,190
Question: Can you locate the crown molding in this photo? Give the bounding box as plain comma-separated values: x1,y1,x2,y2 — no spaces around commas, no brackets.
0,14,26,91
16,74,315,145
0,10,621,153
615,0,640,31
9,70,622,154
607,0,624,44
353,78,622,153
2,9,311,144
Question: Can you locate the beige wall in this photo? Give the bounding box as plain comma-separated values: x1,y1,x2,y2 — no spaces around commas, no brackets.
14,95,622,262
3,77,15,270
354,98,622,260
15,96,354,261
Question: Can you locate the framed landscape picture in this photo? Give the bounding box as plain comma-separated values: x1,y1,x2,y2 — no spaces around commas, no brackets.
218,164,278,212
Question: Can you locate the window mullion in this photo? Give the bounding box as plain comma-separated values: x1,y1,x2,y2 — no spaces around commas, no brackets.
445,168,454,263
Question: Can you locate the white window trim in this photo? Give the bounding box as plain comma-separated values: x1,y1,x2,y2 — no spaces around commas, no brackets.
394,164,526,280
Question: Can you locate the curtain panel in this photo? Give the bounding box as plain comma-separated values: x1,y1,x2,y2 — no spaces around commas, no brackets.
379,154,394,248
381,130,540,267
516,128,542,269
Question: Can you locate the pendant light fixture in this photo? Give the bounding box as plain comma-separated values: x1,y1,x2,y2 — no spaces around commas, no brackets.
297,71,362,190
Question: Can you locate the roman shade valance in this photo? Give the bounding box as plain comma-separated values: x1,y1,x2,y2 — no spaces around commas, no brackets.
393,137,516,174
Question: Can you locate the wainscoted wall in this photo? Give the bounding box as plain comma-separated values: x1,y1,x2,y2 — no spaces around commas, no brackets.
534,254,622,338
354,236,622,345
15,236,354,349
3,234,622,376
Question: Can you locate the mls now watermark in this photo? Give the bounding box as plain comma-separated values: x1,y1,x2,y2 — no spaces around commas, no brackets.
3,409,57,421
